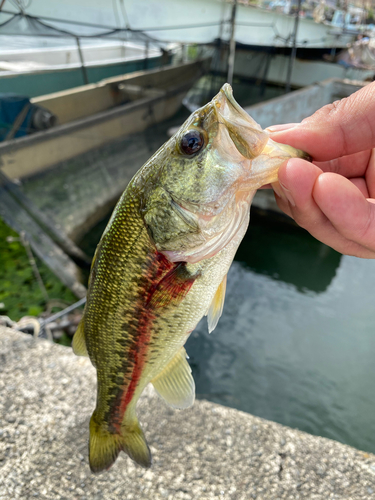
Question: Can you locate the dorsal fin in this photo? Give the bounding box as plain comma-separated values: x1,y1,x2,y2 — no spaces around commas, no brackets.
151,347,195,409
207,274,227,333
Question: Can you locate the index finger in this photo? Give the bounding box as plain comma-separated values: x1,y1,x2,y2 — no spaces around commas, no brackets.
314,149,372,178
267,81,375,162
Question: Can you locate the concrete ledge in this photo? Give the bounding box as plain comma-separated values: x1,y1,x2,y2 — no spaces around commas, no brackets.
1,327,375,500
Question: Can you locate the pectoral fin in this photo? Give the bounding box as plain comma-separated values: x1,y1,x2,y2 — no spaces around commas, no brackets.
207,274,227,333
147,262,199,309
151,347,195,409
72,319,88,357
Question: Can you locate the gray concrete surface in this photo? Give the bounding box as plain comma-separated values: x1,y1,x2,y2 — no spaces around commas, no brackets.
1,327,375,500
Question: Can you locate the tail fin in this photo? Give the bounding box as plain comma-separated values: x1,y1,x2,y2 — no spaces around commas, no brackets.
89,412,152,473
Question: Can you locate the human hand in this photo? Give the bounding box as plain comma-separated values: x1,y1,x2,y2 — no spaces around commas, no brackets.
267,81,375,258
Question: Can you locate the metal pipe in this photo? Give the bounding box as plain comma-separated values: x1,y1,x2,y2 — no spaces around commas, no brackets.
144,40,149,70
285,0,302,93
75,37,89,85
260,51,272,96
41,297,87,326
227,0,237,86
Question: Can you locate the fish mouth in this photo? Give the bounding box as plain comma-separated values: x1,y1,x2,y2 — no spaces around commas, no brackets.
218,83,243,114
213,84,270,160
213,84,311,188
219,84,311,162
213,83,262,132
218,84,255,121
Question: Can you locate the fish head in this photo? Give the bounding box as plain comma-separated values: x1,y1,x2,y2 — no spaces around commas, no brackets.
141,83,309,263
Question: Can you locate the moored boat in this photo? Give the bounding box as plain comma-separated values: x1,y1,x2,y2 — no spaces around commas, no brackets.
1,0,365,92
1,58,210,180
0,12,171,97
0,58,209,296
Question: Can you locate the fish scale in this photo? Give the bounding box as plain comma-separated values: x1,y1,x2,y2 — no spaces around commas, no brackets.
72,83,310,472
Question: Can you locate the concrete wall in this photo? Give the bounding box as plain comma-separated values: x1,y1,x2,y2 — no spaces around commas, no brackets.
246,78,367,129
1,328,375,500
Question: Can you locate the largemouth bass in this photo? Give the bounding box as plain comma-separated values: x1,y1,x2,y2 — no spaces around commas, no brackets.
72,84,309,472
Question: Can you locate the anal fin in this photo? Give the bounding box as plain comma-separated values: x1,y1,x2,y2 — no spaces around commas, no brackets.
151,347,195,409
72,319,88,357
207,274,227,333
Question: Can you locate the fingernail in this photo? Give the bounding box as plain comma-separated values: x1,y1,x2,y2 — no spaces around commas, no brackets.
279,180,295,207
271,181,283,198
272,181,290,206
265,123,299,133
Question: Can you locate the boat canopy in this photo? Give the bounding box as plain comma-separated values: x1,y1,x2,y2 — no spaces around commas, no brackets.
0,11,166,47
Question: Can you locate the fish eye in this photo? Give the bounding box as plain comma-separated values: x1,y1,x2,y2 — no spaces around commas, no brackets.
180,130,204,155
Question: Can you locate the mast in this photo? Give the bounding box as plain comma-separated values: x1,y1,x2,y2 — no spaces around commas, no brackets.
227,0,237,85
285,0,302,93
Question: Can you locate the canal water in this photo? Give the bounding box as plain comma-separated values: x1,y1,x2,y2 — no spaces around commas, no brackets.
77,81,375,455
187,217,375,455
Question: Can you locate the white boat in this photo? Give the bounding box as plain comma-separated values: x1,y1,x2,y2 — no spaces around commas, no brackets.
2,1,372,92
0,39,162,70
3,0,355,49
0,12,169,96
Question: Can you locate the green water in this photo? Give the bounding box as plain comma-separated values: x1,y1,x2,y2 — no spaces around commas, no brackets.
187,217,375,454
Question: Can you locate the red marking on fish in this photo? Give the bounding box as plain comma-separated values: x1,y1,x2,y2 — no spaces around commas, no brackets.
110,252,194,431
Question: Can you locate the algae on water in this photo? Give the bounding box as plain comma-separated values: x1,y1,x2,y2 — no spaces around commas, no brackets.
0,217,77,321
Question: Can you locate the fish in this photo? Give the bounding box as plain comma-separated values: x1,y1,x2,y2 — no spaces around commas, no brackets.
72,83,309,473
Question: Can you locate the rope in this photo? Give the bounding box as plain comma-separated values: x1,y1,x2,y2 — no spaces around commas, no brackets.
0,11,163,45
41,297,86,326
0,296,86,340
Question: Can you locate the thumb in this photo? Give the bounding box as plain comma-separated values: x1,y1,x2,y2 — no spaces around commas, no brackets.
267,81,375,162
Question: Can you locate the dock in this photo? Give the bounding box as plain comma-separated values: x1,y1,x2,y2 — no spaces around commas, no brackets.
1,327,375,500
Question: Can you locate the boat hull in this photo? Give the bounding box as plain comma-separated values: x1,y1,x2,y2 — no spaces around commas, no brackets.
212,43,374,88
0,59,210,179
234,49,374,88
0,56,164,98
